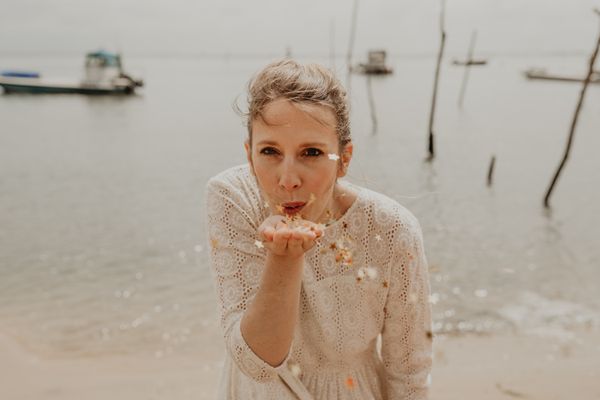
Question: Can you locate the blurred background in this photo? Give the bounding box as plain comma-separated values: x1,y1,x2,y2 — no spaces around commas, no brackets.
1,0,599,399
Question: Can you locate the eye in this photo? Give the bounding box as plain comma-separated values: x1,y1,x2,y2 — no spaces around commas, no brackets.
259,147,279,156
302,148,323,157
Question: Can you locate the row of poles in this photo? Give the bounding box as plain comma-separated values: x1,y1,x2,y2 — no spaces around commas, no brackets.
343,0,600,209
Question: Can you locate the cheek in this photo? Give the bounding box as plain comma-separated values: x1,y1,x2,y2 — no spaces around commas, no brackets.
307,164,338,193
252,162,277,188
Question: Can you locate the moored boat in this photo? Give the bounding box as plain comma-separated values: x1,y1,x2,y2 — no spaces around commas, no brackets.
0,50,143,95
524,68,600,84
353,50,393,75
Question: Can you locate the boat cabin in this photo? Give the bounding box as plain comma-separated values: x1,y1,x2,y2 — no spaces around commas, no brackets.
356,50,393,75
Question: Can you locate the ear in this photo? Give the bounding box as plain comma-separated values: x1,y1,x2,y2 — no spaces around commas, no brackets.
337,142,353,178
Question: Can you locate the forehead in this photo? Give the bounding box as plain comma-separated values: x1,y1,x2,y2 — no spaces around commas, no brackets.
252,98,338,145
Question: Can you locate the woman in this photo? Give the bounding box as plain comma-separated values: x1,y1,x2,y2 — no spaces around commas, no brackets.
206,59,432,399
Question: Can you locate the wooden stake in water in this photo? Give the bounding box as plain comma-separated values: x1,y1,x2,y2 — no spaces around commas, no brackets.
427,0,447,161
346,0,359,93
543,22,600,208
366,76,378,135
487,155,496,187
330,18,336,71
458,30,478,108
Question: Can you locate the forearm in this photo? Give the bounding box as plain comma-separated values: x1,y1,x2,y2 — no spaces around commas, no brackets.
240,253,304,366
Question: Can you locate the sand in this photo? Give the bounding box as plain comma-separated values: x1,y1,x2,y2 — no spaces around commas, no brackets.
1,330,599,400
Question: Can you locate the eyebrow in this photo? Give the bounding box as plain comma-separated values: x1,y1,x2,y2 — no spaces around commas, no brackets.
255,140,329,147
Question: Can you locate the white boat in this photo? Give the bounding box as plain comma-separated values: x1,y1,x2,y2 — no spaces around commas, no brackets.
353,50,393,75
0,50,143,95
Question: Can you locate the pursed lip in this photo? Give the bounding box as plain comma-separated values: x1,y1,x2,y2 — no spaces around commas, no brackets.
281,201,306,208
280,201,307,215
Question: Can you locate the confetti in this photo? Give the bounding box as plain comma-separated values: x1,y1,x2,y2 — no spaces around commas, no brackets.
288,362,302,378
345,376,355,389
210,238,219,249
254,240,264,249
306,193,316,206
264,201,270,209
328,153,340,161
357,266,378,282
375,234,382,241
365,267,378,280
333,237,354,267
356,268,366,281
382,281,389,288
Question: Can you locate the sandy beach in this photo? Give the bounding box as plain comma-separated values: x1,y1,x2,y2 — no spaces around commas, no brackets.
1,330,598,400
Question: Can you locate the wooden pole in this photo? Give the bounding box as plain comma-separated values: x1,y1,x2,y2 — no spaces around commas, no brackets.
427,0,447,161
543,26,600,208
346,0,359,94
487,155,496,187
366,76,378,135
330,18,336,71
458,30,478,108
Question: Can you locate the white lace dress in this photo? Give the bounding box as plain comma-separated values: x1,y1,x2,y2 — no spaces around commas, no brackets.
206,164,432,400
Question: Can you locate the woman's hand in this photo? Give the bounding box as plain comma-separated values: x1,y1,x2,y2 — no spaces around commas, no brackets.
258,215,324,259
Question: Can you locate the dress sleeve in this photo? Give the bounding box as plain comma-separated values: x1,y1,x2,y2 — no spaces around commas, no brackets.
205,177,290,382
381,215,433,399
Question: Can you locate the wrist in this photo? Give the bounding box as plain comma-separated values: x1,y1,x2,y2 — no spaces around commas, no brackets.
266,252,304,269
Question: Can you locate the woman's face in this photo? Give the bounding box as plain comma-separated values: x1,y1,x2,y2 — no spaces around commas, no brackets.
245,98,352,222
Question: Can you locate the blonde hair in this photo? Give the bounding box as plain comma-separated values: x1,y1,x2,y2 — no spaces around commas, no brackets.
239,58,351,148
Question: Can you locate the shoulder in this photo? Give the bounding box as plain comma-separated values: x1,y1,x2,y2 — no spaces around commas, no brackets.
206,164,255,193
358,187,422,236
205,164,265,227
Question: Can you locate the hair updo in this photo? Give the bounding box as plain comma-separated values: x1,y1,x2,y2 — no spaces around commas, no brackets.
240,58,351,149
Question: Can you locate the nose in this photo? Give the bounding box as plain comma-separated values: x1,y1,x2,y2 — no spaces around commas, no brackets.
278,158,301,191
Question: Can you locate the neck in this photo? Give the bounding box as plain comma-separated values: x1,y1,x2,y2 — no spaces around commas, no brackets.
317,183,345,224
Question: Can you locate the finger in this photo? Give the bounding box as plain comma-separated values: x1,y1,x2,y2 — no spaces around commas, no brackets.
300,231,317,251
275,220,288,231
287,235,304,253
260,226,275,242
272,227,292,253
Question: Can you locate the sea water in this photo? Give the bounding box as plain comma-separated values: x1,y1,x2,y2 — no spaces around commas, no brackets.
0,0,599,359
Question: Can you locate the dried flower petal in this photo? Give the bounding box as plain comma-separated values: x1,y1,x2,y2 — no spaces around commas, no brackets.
375,234,382,241
345,376,355,389
254,240,264,249
328,153,340,161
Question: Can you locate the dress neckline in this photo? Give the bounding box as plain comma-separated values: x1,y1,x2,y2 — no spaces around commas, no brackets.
323,181,362,230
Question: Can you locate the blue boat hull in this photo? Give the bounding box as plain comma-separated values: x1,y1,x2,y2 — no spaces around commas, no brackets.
0,82,134,95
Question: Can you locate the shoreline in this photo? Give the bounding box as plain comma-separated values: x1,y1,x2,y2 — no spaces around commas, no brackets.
1,330,599,399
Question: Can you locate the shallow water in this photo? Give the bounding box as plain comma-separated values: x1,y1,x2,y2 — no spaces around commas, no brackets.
0,0,599,358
